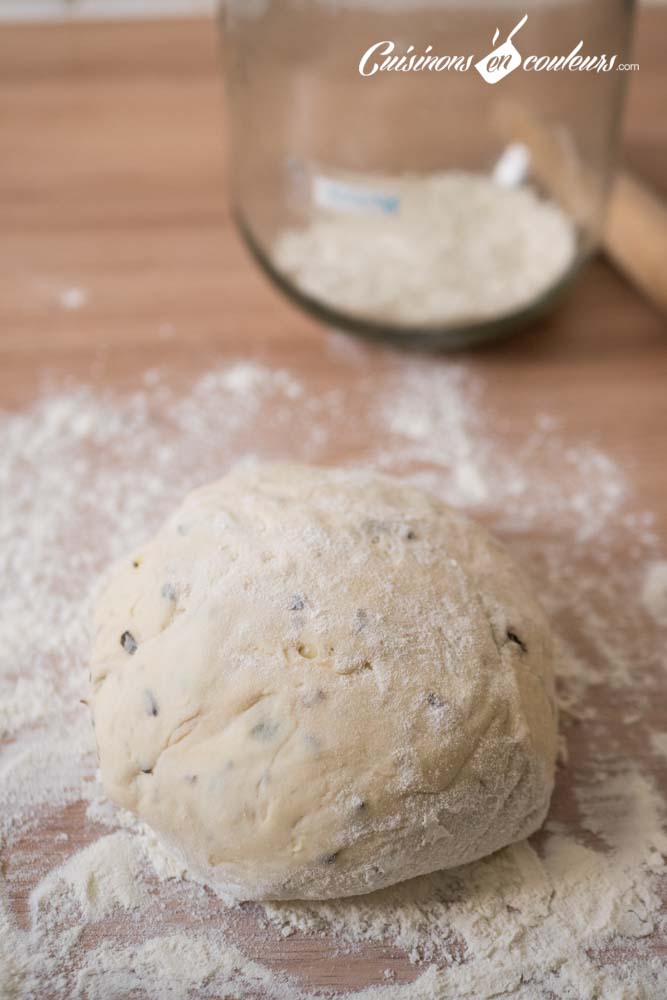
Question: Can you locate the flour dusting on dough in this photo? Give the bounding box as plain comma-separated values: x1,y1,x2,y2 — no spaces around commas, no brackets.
0,351,665,998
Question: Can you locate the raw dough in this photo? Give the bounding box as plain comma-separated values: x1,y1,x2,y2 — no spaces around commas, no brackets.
90,464,558,900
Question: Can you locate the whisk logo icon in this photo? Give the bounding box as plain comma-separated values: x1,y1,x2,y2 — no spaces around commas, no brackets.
474,14,528,84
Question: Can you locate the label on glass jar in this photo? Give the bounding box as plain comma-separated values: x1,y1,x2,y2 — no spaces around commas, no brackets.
312,174,400,216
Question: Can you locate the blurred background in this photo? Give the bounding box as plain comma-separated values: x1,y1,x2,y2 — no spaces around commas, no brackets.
1,0,665,14
2,0,665,361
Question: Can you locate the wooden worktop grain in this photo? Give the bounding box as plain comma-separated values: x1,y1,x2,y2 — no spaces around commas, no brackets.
0,10,665,998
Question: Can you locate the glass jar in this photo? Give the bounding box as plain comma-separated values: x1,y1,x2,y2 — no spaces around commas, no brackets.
220,0,635,348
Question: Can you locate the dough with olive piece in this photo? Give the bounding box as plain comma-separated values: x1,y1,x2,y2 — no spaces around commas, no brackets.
90,464,558,900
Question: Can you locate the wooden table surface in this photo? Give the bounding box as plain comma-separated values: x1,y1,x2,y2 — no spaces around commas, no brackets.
1,10,666,998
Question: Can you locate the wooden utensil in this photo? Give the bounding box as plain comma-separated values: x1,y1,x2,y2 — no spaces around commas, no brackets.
605,170,667,314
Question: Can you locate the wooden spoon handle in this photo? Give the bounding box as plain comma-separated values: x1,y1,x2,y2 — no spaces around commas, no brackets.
604,171,667,315
493,102,667,314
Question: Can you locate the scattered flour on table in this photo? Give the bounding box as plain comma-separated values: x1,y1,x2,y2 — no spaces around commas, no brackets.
273,172,577,326
0,349,665,999
30,832,148,923
58,287,88,311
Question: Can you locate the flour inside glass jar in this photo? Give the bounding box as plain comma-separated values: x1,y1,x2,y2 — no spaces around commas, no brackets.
273,170,577,327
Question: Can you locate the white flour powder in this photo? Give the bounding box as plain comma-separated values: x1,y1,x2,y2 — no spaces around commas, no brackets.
274,172,577,326
1,347,665,998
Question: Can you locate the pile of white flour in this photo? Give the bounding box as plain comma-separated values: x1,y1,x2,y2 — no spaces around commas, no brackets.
1,344,665,999
274,172,577,326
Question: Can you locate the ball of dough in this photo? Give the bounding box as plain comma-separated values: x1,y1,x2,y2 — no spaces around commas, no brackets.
90,464,557,900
